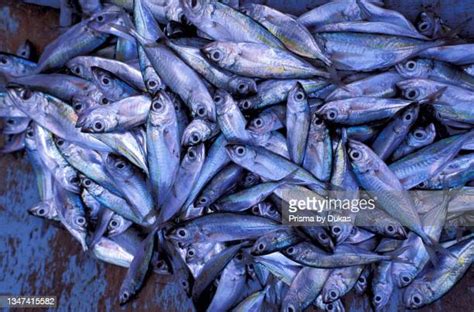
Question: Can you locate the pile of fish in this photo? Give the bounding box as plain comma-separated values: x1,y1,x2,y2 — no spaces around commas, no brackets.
2,0,474,310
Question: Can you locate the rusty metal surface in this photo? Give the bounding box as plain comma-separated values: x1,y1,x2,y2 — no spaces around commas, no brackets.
0,1,472,311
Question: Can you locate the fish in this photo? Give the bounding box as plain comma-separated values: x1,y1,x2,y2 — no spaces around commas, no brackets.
4,1,474,310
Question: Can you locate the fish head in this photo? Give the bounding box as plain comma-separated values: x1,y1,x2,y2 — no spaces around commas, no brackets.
214,89,235,116
81,176,103,196
239,4,263,21
107,214,128,236
225,144,257,166
66,58,90,78
228,76,257,96
87,8,127,36
24,124,37,151
393,268,416,288
407,124,436,147
240,172,260,188
281,297,301,312
316,103,346,123
91,67,116,91
105,154,135,180
259,202,281,222
416,11,442,37
287,83,307,113
282,242,306,260
394,104,419,134
182,144,205,171
202,42,239,69
77,108,118,133
395,59,433,79
238,98,255,111
7,86,43,115
0,53,17,75
251,229,287,255
355,272,369,294
379,222,407,239
310,113,327,133
325,300,344,312
182,119,211,145
148,91,176,126
396,79,433,101
168,224,200,245
180,0,210,22
28,201,57,220
322,279,344,303
59,167,81,193
403,283,430,309
119,287,132,305
347,139,376,174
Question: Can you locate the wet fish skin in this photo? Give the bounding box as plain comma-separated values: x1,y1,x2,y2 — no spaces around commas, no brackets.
248,105,286,135
159,144,205,223
91,67,139,101
181,118,219,146
167,38,257,96
203,41,329,79
391,123,436,161
303,114,332,182
286,83,310,165
241,3,331,65
147,91,180,207
371,104,419,161
214,89,252,143
181,0,284,49
0,52,37,77
77,95,151,133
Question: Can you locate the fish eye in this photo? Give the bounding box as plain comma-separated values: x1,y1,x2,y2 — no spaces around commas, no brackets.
213,94,223,104
358,276,366,283
405,88,419,100
326,304,334,311
70,176,80,185
412,294,422,305
20,88,33,100
190,0,199,9
325,109,338,120
237,83,248,93
187,248,195,257
386,225,395,233
6,119,14,125
56,139,65,146
332,226,341,234
235,145,246,156
196,106,207,117
115,161,126,169
121,291,129,302
405,60,417,70
404,112,413,121
319,233,328,240
93,121,104,131
109,219,119,228
349,150,362,160
101,77,110,85
198,197,208,205
73,66,81,74
402,275,412,283
190,132,201,144
181,280,189,288
374,295,382,303
257,242,265,251
211,50,222,61
418,181,427,188
0,56,7,64
152,100,164,111
96,14,104,22
187,148,197,160
294,91,305,101
73,103,83,111
329,290,338,299
268,206,276,213
418,22,429,31
313,116,323,125
286,246,295,255
286,305,296,312
253,118,263,128
414,130,425,138
177,229,187,237
26,129,34,137
240,99,251,110
83,178,92,187
251,205,259,214
147,80,157,89
76,216,86,226
101,97,109,105
37,208,46,216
